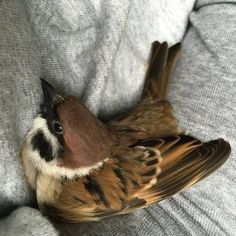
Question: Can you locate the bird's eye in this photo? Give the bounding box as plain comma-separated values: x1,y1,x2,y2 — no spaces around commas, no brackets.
52,120,64,135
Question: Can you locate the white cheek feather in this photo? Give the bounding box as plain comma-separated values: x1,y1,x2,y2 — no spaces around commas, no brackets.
22,115,107,179
26,116,60,157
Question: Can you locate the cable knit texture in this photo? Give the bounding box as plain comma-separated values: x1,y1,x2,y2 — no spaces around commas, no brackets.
0,0,235,235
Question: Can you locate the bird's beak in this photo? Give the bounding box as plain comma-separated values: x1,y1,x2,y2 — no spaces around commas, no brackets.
40,78,64,105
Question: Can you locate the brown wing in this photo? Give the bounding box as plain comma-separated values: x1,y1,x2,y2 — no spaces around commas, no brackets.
128,136,231,206
108,41,183,145
43,135,230,222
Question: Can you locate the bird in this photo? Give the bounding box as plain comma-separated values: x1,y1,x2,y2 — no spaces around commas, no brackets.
20,41,231,223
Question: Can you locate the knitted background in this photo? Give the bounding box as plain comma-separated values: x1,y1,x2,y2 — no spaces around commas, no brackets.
0,0,235,235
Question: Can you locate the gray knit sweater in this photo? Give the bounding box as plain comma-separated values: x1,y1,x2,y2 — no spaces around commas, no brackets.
0,0,235,235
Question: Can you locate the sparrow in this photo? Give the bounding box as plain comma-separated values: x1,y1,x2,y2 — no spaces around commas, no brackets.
20,41,231,223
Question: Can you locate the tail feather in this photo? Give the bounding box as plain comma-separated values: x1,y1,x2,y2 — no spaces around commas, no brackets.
142,41,181,100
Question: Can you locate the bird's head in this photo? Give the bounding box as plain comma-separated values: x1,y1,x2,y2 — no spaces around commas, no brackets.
21,79,115,179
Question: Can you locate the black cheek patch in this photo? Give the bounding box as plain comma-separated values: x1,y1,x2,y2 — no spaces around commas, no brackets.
31,130,54,162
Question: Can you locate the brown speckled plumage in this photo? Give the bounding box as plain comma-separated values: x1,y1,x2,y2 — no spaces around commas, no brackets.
20,41,231,223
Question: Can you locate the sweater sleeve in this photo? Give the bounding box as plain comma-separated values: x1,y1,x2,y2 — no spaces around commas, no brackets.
0,207,58,236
